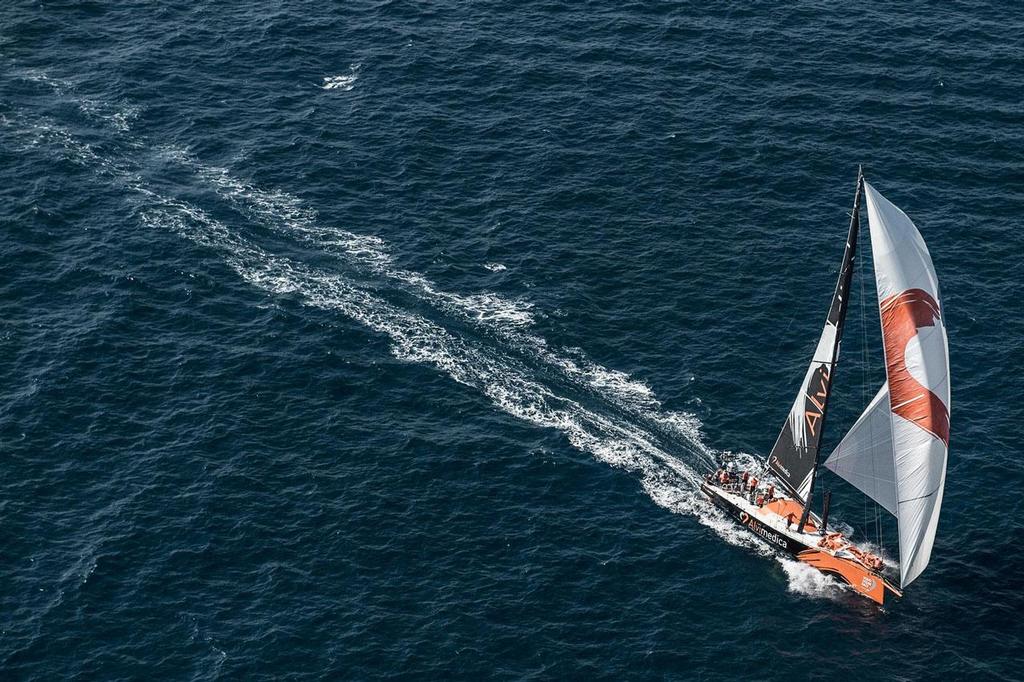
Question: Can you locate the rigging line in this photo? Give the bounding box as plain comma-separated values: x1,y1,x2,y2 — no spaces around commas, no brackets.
857,198,884,548
859,237,869,541
877,497,883,554
863,480,869,539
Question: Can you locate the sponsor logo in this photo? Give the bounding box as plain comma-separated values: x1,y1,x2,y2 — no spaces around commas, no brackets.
769,456,791,477
739,511,787,550
803,365,830,438
861,576,877,591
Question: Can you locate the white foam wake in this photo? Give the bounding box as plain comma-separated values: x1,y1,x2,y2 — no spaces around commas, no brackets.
162,148,539,329
776,557,848,601
4,105,842,602
155,147,716,457
16,68,140,132
7,111,719,517
137,194,719,525
321,64,360,91
13,63,686,432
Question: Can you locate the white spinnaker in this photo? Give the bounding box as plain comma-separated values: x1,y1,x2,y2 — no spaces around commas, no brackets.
823,383,897,515
832,182,950,588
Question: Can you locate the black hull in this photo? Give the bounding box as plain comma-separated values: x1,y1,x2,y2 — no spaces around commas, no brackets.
700,483,815,556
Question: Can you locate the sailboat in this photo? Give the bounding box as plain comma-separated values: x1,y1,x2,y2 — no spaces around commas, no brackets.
700,168,950,604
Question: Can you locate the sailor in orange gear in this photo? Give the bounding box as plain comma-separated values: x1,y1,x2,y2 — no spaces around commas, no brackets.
756,494,764,507
766,483,775,502
748,476,759,501
741,470,749,487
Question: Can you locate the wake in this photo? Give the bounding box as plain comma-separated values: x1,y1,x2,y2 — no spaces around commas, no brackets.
3,70,850,601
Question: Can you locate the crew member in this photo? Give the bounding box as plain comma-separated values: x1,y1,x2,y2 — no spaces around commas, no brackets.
766,483,775,502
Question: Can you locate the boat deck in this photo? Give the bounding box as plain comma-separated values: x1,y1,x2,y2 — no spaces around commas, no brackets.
712,484,820,543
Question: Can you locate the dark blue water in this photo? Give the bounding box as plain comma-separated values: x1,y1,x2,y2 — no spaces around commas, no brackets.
2,2,1022,679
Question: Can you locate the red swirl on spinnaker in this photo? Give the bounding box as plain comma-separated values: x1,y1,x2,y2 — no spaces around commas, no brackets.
880,288,950,446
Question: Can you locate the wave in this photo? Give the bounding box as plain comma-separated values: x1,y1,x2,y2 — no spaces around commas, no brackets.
777,557,849,601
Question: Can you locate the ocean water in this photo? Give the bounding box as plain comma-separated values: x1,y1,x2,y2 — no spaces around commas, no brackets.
1,2,1022,679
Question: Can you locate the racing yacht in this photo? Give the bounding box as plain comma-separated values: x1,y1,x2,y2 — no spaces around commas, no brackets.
702,168,950,605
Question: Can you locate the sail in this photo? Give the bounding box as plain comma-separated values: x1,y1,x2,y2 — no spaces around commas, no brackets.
823,384,897,515
767,174,862,503
826,182,950,588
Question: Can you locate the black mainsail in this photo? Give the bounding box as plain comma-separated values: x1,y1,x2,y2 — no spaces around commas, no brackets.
767,170,863,507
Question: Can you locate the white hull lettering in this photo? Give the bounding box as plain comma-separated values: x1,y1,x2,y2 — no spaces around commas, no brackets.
740,512,788,550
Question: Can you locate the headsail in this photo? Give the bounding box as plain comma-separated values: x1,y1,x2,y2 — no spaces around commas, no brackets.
824,383,897,515
767,172,862,504
824,181,950,588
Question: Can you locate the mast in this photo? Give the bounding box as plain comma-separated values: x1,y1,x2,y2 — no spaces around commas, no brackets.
760,169,862,530
795,168,863,531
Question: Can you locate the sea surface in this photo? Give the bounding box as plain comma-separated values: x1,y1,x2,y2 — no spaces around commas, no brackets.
1,2,1022,680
